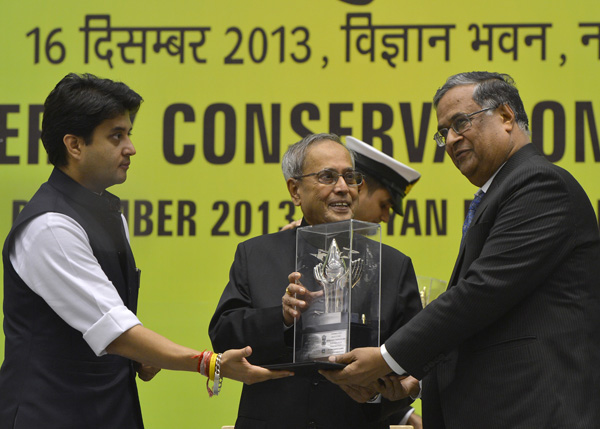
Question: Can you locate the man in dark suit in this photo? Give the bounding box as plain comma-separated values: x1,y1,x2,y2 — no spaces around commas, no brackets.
321,72,600,428
209,133,422,428
279,135,424,428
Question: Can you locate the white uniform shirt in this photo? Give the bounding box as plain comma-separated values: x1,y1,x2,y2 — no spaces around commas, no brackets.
9,212,141,356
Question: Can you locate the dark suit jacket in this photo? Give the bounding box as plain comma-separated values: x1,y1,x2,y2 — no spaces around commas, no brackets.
209,224,422,429
384,144,600,428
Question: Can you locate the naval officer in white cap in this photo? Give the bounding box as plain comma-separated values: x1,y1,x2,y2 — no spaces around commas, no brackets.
345,136,420,223
345,136,423,429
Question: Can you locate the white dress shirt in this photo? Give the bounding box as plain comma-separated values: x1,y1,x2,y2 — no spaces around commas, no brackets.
9,212,141,356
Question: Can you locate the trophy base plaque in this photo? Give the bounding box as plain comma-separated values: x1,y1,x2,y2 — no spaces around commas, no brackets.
262,361,346,378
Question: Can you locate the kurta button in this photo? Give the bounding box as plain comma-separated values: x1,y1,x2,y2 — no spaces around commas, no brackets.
312,381,319,386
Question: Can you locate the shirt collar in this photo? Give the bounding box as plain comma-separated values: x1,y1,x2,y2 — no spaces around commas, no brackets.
480,162,505,194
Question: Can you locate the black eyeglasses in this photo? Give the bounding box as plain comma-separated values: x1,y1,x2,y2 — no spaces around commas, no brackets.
294,169,363,186
433,107,494,147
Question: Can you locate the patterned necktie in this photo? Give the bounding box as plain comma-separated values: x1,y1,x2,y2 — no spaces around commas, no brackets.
462,190,485,241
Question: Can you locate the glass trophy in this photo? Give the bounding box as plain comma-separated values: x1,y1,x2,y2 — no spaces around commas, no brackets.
292,219,381,370
416,275,448,307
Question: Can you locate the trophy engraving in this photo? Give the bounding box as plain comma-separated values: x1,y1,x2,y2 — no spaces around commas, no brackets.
313,239,363,313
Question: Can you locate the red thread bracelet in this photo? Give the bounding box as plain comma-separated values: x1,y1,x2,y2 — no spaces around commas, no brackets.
191,352,204,373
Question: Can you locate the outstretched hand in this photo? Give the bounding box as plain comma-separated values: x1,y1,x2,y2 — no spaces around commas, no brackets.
375,375,420,401
280,219,302,231
338,384,378,403
220,346,293,385
282,272,323,326
319,347,391,387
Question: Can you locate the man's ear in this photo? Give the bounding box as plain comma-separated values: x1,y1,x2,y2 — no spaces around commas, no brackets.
497,103,516,132
287,178,302,206
357,180,365,194
63,134,84,161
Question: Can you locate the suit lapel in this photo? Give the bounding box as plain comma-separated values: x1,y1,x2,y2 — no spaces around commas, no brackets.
447,144,540,288
448,193,491,287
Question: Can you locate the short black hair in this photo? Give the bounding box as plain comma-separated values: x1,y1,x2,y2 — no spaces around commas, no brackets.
362,174,385,195
41,73,143,166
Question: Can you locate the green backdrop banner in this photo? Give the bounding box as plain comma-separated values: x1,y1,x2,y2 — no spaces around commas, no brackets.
1,0,599,426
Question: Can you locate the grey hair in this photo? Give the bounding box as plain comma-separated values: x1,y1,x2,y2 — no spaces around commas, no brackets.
433,71,530,135
281,133,354,180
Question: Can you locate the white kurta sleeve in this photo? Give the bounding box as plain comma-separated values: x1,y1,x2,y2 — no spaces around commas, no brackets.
9,212,141,356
